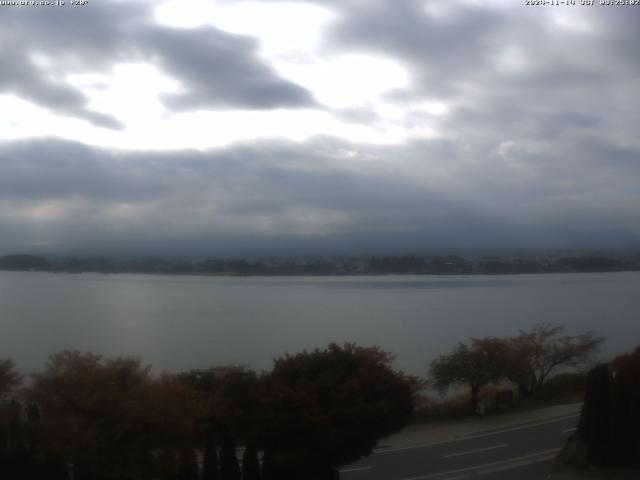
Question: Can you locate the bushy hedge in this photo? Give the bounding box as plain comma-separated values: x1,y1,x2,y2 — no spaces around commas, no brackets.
0,344,421,480
578,346,640,467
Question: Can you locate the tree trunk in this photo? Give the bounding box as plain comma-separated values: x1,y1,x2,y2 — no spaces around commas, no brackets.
516,371,536,398
470,384,480,413
157,449,178,480
242,443,261,480
219,432,240,480
202,433,219,480
177,447,199,480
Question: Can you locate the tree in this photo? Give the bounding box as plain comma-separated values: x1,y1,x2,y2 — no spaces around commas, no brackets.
608,345,640,466
507,323,604,397
430,337,511,412
177,366,263,439
261,343,421,478
27,351,203,480
0,358,22,395
576,345,640,467
28,351,152,477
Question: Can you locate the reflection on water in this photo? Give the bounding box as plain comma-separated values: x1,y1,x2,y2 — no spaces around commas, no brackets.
1,271,638,375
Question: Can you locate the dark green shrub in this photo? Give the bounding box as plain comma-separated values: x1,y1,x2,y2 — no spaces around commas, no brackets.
578,346,640,467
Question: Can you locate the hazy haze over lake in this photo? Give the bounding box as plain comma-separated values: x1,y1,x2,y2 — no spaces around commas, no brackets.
1,271,638,376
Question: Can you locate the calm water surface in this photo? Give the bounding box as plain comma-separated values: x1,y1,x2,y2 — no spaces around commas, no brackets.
1,271,639,375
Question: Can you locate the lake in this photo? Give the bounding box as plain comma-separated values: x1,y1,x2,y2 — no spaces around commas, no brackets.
1,271,638,376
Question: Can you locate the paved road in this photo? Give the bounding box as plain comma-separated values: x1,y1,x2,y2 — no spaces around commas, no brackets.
339,413,580,480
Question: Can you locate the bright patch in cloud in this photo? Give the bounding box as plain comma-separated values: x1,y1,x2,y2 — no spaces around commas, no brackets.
550,9,596,34
274,54,411,109
0,199,79,225
0,92,437,150
155,0,336,56
493,45,531,74
28,51,54,70
127,109,438,150
0,95,78,140
67,63,183,127
414,100,450,116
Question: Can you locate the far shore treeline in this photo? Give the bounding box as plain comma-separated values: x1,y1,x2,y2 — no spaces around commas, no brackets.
1,252,640,276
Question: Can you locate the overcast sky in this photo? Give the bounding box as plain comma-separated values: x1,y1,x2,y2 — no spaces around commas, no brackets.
1,0,639,256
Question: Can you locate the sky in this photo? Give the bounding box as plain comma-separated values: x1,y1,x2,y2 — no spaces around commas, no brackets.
1,0,639,257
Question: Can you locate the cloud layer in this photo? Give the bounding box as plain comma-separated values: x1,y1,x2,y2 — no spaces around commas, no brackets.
1,0,639,254
0,1,313,127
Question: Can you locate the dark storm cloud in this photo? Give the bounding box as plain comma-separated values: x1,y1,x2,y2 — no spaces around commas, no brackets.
0,141,170,202
0,138,440,213
0,138,488,252
0,0,314,127
1,135,639,255
140,28,312,110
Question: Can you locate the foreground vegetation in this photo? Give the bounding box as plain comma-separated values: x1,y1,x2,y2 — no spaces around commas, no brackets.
428,322,603,413
0,344,420,480
561,345,640,469
0,322,611,478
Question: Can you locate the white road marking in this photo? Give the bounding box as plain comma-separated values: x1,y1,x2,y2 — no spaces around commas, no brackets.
375,413,579,454
395,448,561,480
477,459,531,475
443,443,508,458
562,427,577,433
453,414,579,442
338,466,372,473
478,452,557,475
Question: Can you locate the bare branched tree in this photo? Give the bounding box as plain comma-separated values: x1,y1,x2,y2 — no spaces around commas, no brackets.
507,322,604,397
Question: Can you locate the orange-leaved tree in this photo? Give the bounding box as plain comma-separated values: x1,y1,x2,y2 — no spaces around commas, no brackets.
260,343,422,479
28,350,203,480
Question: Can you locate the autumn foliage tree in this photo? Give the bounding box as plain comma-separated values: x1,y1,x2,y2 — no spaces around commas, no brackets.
431,324,604,413
178,366,263,478
430,337,511,412
27,351,203,480
178,367,263,442
260,343,421,479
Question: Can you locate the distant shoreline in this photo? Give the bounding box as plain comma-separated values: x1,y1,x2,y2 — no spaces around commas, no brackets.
1,252,639,277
